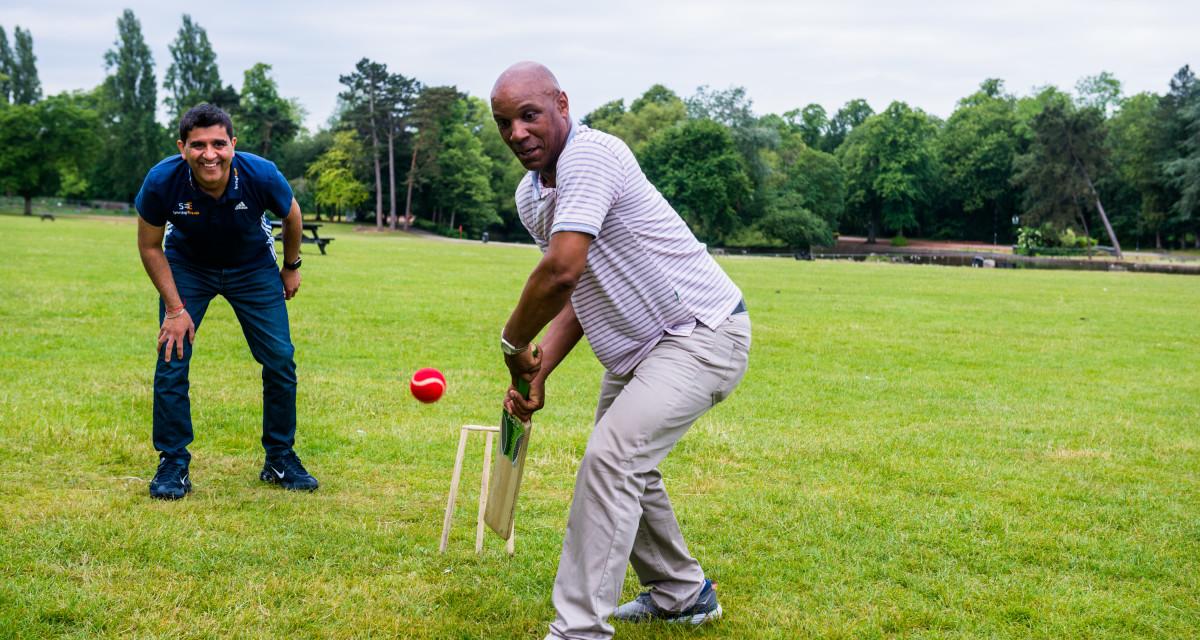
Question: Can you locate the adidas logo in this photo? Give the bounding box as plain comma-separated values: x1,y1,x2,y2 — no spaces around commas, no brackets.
234,201,248,211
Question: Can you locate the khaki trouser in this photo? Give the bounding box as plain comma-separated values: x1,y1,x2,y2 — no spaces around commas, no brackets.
547,313,751,639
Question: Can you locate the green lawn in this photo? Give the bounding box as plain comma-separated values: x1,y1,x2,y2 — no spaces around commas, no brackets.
1,213,1197,639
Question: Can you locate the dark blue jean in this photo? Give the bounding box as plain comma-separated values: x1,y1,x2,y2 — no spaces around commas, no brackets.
154,258,297,463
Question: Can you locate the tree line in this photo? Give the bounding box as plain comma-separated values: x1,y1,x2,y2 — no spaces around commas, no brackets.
1,11,1197,252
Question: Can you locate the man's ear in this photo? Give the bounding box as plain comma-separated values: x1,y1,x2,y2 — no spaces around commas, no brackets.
176,139,185,156
557,91,570,119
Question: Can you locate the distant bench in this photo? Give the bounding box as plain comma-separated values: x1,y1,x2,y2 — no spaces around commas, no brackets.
270,220,334,255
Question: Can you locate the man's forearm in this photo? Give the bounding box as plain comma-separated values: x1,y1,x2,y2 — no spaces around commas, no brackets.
534,302,584,382
503,231,592,347
503,260,577,347
139,247,183,309
281,199,302,265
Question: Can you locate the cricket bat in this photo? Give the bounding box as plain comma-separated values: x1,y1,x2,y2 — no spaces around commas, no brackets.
484,374,534,540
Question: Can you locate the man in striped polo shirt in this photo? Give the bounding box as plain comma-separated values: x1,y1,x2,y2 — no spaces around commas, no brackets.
493,62,751,639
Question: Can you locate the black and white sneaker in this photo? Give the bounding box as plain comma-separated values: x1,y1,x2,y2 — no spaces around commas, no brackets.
260,451,319,491
149,458,191,500
613,578,722,625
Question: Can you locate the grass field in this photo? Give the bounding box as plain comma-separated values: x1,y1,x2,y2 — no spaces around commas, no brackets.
1,213,1197,639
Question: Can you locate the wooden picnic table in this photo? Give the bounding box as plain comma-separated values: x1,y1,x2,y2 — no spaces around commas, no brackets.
270,220,334,255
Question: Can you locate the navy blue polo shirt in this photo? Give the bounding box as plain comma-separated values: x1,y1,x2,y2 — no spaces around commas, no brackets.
135,152,294,269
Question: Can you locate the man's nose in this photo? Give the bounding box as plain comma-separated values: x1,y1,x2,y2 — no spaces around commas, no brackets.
510,122,529,142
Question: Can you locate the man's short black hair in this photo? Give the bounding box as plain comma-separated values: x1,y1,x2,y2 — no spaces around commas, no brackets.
178,103,235,143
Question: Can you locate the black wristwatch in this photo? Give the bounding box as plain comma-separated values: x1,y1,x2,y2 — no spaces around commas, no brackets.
283,257,302,271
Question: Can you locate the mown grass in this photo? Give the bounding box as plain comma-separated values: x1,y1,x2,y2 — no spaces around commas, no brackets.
0,213,1197,639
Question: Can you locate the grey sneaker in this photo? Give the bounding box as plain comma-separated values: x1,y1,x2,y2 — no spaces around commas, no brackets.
613,578,722,625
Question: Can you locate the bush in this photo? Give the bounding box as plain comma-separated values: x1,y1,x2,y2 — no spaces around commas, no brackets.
722,226,784,249
890,235,909,247
1016,224,1098,256
758,205,834,251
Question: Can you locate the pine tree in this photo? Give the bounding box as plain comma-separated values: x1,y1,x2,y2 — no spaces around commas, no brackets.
338,59,389,228
163,15,223,121
0,27,13,104
100,9,164,202
1013,101,1122,256
238,63,299,157
10,26,41,105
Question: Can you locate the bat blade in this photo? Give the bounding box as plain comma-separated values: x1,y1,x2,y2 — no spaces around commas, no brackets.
484,377,532,539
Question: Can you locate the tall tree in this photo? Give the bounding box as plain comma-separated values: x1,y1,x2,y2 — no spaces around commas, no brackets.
274,128,333,183
163,15,223,120
759,129,845,251
824,98,873,152
10,26,41,105
99,10,163,202
431,97,497,233
1158,66,1200,248
687,84,779,222
581,99,625,129
1163,98,1200,246
338,58,389,228
469,95,526,234
630,84,678,112
404,85,461,228
382,71,418,229
306,130,369,220
837,101,940,242
1108,92,1168,247
1076,71,1123,116
0,27,13,104
1012,101,1122,256
937,79,1021,242
238,63,299,157
641,118,752,242
685,85,756,128
582,85,687,156
0,96,100,214
783,103,828,149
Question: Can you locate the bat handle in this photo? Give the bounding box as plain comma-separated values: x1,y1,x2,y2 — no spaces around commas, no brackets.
515,345,538,400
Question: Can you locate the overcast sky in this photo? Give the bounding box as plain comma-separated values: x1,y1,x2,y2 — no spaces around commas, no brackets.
1,1,1193,130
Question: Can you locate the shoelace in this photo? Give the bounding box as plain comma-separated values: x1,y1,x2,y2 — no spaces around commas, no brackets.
274,454,308,477
156,462,187,483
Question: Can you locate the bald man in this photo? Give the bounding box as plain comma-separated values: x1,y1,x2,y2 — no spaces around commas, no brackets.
493,62,751,639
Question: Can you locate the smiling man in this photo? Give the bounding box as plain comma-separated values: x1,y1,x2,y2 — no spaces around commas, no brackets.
492,62,751,639
135,103,317,499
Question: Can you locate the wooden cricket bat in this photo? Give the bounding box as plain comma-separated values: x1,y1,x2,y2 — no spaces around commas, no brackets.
484,376,533,540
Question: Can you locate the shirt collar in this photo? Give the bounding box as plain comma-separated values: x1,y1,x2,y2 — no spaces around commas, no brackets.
186,155,241,202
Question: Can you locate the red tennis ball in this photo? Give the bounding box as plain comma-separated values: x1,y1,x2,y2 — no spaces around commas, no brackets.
410,368,446,403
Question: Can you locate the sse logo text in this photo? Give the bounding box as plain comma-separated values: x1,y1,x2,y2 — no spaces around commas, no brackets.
172,202,199,216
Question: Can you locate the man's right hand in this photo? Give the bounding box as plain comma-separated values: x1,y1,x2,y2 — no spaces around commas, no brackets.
158,310,196,362
505,376,545,423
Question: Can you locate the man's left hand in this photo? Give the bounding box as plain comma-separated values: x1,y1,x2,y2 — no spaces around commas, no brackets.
504,345,541,385
281,268,301,300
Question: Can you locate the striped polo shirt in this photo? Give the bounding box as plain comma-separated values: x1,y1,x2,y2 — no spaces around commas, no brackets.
516,124,743,375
